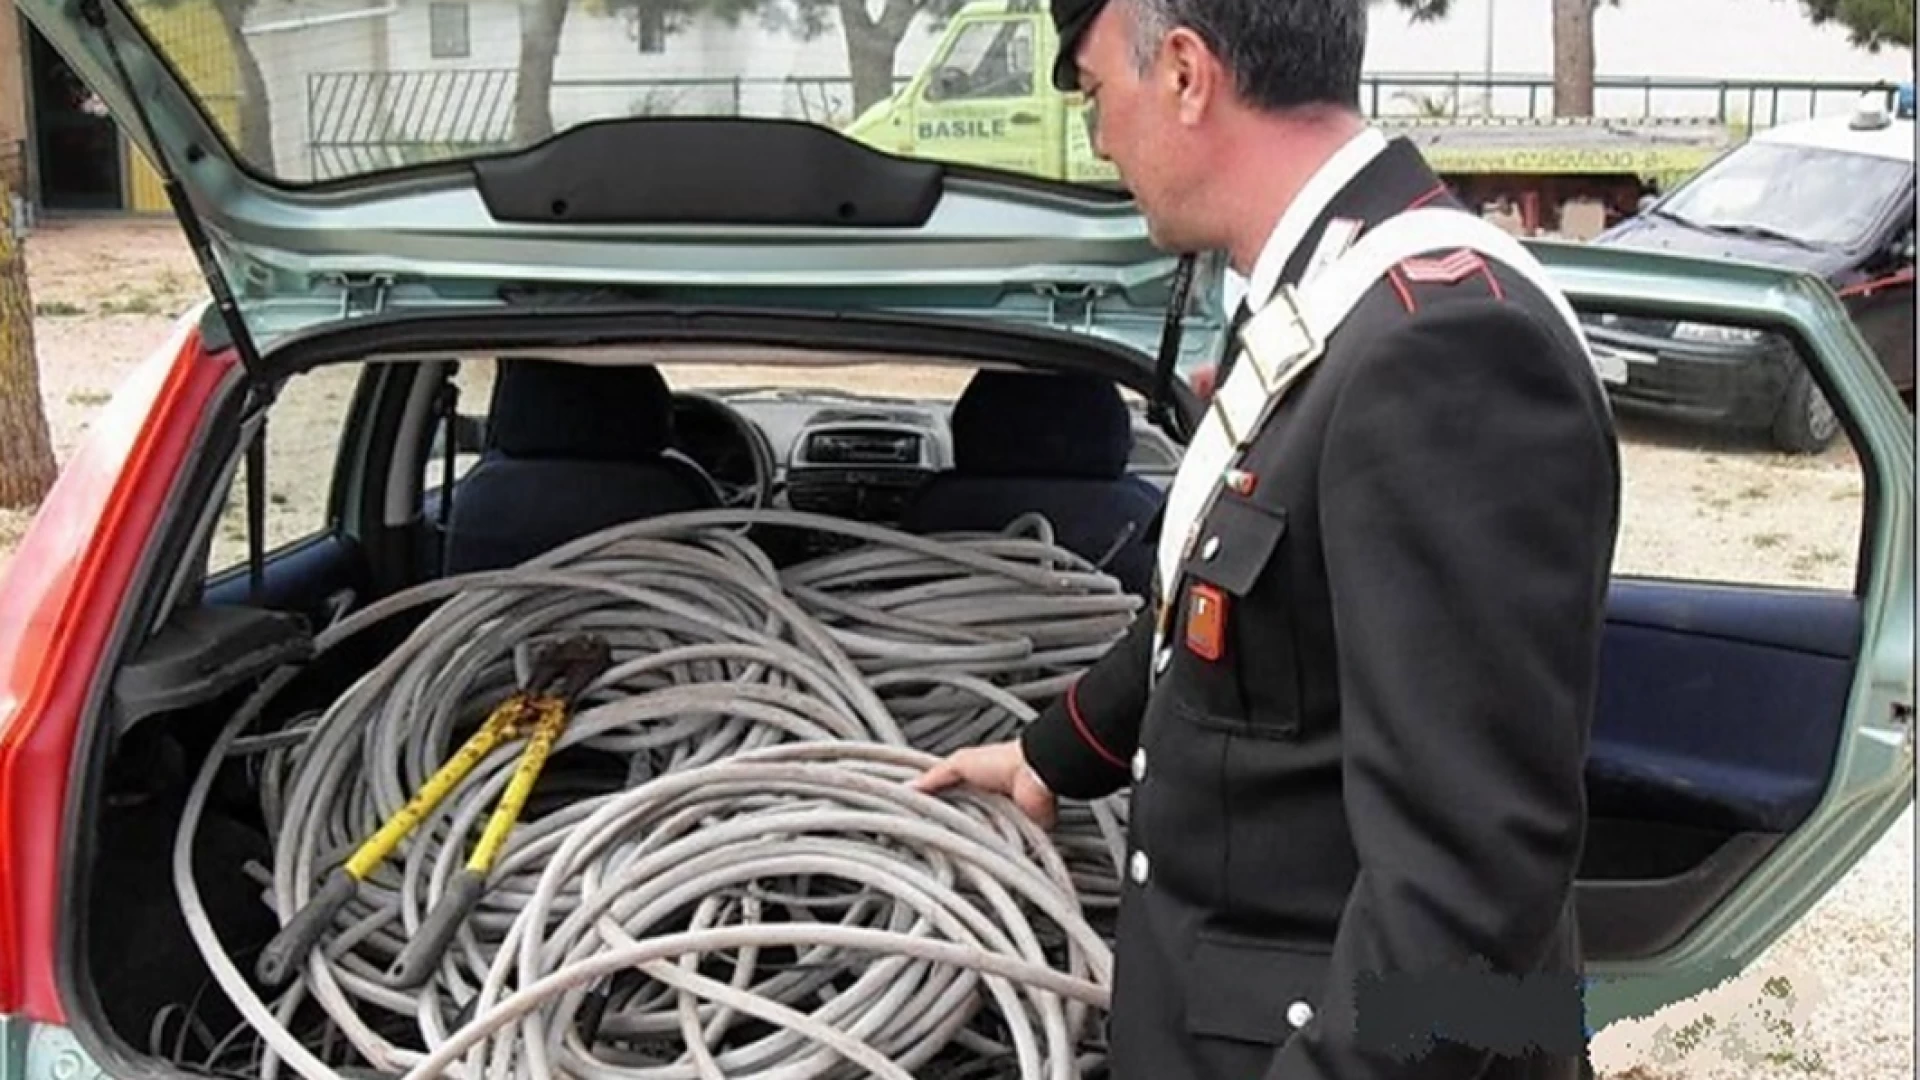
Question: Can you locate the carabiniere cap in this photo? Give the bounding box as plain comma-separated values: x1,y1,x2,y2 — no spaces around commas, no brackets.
1050,0,1109,91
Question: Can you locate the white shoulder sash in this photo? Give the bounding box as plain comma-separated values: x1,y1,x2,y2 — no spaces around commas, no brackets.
1150,208,1594,665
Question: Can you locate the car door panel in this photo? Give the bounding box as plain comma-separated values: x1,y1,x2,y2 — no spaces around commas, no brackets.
1589,581,1861,833
1579,831,1779,961
1542,242,1911,1027
1577,581,1861,961
201,532,370,626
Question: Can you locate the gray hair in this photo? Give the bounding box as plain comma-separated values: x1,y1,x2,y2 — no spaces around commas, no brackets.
1120,0,1369,113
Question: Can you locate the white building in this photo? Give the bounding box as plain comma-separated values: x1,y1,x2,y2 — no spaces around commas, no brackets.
241,0,954,179
231,0,1914,181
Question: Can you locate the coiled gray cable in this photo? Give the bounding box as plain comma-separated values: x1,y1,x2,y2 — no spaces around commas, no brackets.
175,510,1136,1080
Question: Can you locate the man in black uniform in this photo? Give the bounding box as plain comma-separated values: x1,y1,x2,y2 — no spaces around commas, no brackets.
914,1,1622,1078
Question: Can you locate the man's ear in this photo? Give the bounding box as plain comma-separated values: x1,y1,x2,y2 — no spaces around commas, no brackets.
1163,27,1219,125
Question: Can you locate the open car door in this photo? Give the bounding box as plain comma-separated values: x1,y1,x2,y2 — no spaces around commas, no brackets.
1539,240,1914,1030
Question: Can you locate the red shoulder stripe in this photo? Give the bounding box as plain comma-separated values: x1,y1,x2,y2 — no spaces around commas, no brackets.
1480,261,1506,300
1387,268,1418,312
1399,248,1487,285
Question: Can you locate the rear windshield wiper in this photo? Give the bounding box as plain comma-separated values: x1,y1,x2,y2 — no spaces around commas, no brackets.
1648,206,1706,230
1705,222,1821,250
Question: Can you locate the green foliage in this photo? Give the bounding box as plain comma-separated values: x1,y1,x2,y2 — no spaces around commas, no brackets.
594,0,972,115
1796,0,1915,49
598,0,969,48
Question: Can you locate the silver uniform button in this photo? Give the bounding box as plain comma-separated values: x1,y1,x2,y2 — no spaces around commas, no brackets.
1287,1001,1315,1028
1200,535,1221,560
1131,748,1147,783
1128,850,1151,885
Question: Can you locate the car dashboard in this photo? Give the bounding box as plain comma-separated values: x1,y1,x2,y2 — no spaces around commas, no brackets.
669,388,1183,528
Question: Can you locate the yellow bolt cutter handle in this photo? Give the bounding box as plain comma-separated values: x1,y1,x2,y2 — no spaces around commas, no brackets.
345,717,513,880
390,636,607,989
255,712,515,988
256,635,610,991
389,699,571,989
469,699,564,873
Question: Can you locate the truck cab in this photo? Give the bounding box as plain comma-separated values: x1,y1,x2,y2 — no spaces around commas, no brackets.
846,2,1746,232
843,0,1119,185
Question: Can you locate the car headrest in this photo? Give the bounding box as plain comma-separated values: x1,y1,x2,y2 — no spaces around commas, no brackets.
950,370,1132,479
487,359,674,462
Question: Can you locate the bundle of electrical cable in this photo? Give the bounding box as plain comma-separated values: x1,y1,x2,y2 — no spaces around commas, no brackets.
173,509,1139,1080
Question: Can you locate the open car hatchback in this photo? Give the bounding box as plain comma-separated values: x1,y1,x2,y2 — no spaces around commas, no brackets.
0,0,1913,1077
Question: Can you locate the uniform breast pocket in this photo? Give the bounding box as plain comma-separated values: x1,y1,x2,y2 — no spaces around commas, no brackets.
1179,493,1305,738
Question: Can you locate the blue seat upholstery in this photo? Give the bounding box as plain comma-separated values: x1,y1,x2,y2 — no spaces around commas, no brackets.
443,359,717,574
901,370,1163,595
1584,582,1862,835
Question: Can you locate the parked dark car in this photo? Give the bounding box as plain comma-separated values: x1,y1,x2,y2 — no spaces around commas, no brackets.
1586,85,1915,453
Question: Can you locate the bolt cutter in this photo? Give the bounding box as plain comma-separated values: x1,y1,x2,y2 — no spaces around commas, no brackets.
257,634,612,989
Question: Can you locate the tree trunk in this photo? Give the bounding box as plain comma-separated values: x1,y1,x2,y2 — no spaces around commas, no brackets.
1551,0,1595,117
515,0,572,143
0,183,55,510
843,24,896,117
837,0,919,117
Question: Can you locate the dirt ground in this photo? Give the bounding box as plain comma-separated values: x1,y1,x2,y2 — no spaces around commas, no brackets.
0,218,1909,1079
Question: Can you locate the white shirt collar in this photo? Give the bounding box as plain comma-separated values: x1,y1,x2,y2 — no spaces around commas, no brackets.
1241,127,1390,311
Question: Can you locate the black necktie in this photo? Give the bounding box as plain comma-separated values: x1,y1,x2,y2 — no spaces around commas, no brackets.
1215,298,1251,384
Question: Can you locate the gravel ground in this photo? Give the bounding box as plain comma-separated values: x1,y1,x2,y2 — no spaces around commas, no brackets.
0,219,1910,1078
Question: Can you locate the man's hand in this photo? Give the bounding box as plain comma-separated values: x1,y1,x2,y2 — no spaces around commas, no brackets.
912,741,1059,829
1190,363,1219,402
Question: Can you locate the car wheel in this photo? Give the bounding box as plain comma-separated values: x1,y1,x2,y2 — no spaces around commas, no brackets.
1771,367,1840,454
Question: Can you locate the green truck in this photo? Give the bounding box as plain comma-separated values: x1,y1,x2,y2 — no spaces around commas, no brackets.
843,0,1119,185
843,0,1884,235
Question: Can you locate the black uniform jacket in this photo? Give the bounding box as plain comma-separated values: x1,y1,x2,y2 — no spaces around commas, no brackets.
1022,138,1622,1080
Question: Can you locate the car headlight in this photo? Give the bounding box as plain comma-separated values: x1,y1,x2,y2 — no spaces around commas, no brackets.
1672,321,1765,345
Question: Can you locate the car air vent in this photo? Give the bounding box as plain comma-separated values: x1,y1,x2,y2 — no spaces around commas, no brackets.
787,418,942,524
786,469,929,523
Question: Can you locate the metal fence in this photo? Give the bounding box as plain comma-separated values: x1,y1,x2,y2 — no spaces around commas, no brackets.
308,69,519,180
307,70,912,180
306,68,1901,181
1361,72,1900,126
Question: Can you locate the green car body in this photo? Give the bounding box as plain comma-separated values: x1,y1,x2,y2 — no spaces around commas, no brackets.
1,0,1911,1073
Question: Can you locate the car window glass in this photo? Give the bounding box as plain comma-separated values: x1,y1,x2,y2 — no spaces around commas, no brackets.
423,357,976,496
924,20,1034,102
1596,315,1865,591
423,356,1176,502
205,365,362,573
425,359,498,493
1663,143,1910,249
119,0,1109,186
